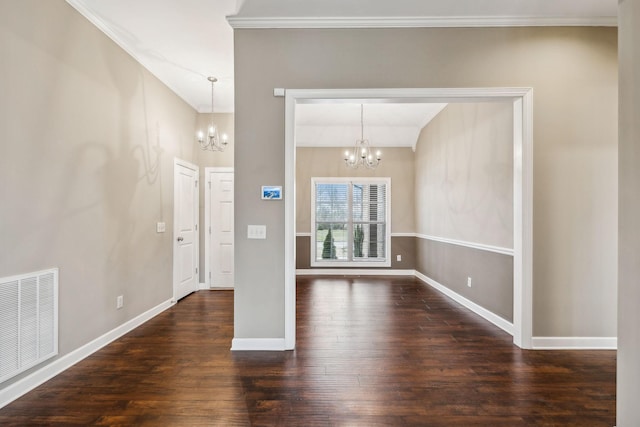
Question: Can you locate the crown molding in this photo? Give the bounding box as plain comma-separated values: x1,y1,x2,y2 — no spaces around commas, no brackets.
227,15,617,29
65,0,199,111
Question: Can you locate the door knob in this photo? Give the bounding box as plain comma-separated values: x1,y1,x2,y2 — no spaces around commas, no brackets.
177,236,184,242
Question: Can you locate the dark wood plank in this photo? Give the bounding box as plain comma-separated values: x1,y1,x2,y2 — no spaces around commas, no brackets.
0,277,616,426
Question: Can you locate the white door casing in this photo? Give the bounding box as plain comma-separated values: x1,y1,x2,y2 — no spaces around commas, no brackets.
205,168,234,288
284,88,533,351
173,158,199,301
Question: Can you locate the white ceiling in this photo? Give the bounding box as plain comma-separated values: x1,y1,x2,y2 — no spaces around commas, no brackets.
296,103,447,148
65,0,617,124
67,0,237,113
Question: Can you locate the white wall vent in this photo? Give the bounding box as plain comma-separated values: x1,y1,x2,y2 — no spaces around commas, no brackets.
0,268,58,384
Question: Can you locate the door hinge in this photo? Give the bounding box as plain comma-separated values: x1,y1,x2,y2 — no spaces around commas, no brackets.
195,180,198,187
208,181,211,189
196,267,198,274
209,226,211,234
209,271,212,279
195,224,198,231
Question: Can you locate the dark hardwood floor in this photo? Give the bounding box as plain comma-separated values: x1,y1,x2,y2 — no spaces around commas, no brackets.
0,277,615,426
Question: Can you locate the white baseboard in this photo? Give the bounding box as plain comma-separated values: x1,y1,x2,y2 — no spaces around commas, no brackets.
414,271,514,336
198,282,209,290
0,298,174,409
296,268,415,276
231,338,287,351
532,337,617,350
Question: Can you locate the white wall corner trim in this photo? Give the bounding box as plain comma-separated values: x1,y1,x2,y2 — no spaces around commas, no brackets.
226,16,617,30
0,298,174,409
414,271,514,336
231,338,287,351
416,234,514,256
532,337,618,350
296,269,416,276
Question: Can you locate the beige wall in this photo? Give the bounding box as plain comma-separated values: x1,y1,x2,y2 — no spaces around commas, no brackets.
234,26,618,340
296,147,416,271
296,147,415,233
617,1,639,424
415,102,513,248
414,102,514,321
0,0,199,386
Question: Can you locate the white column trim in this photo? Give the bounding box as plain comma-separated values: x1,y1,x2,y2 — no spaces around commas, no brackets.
284,91,297,351
512,90,534,349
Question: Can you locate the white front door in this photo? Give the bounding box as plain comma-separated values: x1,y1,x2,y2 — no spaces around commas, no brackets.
206,168,234,288
173,159,199,301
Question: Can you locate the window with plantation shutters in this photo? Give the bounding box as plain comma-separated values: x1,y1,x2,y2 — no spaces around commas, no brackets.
311,177,391,267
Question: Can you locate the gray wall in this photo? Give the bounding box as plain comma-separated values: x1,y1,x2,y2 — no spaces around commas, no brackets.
0,0,198,387
416,239,513,321
617,1,639,424
296,235,416,270
234,27,618,340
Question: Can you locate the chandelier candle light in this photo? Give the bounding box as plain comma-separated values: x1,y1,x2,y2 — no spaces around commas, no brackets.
197,76,228,151
344,104,381,169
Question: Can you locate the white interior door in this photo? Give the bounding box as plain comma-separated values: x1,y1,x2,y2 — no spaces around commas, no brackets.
206,168,234,288
173,159,199,301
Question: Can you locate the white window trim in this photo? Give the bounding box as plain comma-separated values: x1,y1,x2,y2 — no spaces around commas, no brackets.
310,177,391,268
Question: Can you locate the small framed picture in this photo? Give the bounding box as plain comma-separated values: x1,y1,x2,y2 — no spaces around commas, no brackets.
261,185,282,200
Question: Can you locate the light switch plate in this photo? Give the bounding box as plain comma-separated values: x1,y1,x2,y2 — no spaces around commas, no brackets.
156,222,166,233
247,225,267,239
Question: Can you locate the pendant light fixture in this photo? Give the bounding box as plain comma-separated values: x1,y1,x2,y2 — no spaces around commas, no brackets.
197,76,228,151
344,104,381,169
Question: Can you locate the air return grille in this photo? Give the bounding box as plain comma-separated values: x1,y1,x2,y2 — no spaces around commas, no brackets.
0,269,58,383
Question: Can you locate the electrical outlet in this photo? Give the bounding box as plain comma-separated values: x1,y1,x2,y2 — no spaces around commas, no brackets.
467,277,472,288
396,254,402,262
116,295,124,309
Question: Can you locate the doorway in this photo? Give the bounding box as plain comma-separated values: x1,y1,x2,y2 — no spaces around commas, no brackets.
283,88,533,350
